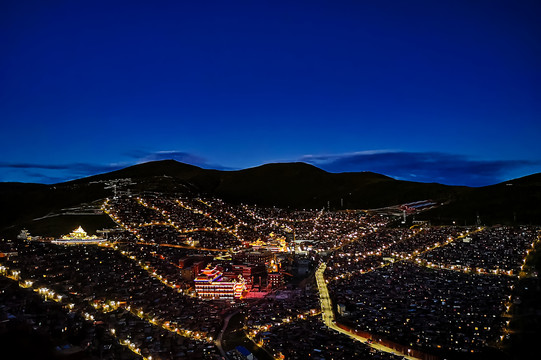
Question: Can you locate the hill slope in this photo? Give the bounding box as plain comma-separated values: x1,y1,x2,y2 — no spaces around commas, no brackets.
418,173,541,225
1,160,540,237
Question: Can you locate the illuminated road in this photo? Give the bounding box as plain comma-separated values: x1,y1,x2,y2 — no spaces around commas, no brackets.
315,263,421,360
137,242,228,252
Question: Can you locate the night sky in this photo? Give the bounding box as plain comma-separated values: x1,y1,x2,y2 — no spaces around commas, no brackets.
1,1,540,186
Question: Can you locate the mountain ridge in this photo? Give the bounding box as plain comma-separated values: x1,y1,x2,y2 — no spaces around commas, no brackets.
1,160,540,237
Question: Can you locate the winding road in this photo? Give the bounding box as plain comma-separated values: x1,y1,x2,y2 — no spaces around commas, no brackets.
315,262,421,360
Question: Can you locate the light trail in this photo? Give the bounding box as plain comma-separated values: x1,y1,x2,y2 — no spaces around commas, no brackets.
145,242,228,252
408,258,517,277
500,230,541,343
247,309,321,338
0,264,153,359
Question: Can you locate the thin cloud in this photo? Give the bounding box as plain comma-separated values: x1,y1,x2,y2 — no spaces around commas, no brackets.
125,150,234,170
300,151,540,186
0,162,70,170
21,170,74,184
301,150,395,162
0,162,124,175
126,150,208,166
0,150,234,184
0,162,126,184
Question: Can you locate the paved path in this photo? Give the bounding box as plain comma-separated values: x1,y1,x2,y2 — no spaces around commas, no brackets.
216,309,240,359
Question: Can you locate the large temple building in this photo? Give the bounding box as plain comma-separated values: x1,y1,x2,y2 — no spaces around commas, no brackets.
52,226,106,245
194,265,246,300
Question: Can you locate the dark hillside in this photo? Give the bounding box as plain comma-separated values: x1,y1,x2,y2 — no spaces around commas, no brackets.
1,160,540,237
0,182,108,234
68,159,203,183
418,173,541,225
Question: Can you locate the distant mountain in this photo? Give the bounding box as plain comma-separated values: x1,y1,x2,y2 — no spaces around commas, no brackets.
1,160,540,237
69,159,203,183
417,172,541,225
69,160,462,209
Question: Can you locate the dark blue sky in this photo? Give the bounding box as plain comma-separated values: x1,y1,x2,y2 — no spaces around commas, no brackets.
1,0,540,186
